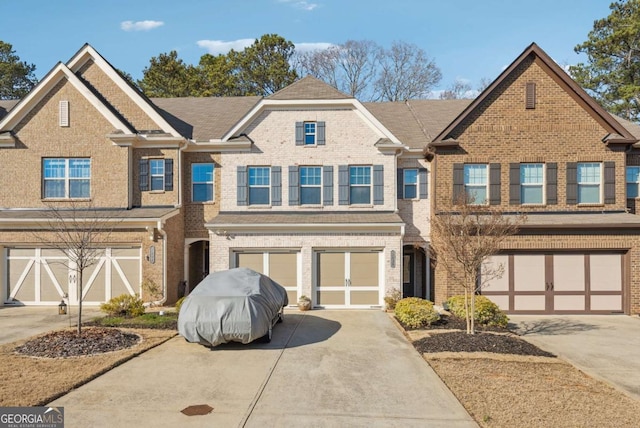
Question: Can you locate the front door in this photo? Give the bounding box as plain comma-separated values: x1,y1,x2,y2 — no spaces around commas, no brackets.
402,252,415,297
315,251,380,307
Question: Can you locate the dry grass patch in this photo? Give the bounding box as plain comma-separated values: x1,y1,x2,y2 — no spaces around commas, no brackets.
0,328,176,406
429,357,640,427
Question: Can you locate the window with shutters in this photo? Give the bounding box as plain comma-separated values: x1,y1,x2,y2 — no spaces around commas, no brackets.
295,121,325,146
577,162,601,204
139,158,173,192
249,166,271,205
350,166,371,204
403,169,418,199
464,164,488,204
150,159,165,191
520,163,544,204
300,166,322,204
43,158,90,199
304,122,316,145
627,166,640,198
192,163,214,202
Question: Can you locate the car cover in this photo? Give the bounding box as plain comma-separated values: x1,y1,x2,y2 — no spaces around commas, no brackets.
178,267,288,347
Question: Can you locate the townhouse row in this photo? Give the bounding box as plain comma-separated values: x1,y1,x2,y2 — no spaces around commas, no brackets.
2,42,640,314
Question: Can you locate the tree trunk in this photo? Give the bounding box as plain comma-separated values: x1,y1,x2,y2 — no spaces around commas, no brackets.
77,268,82,336
470,293,476,335
464,289,471,334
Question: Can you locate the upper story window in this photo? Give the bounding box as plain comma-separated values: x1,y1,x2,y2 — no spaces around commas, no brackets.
249,167,271,205
139,158,173,192
403,169,418,199
43,158,91,199
300,166,322,204
350,166,372,204
295,121,325,146
577,162,601,204
627,166,640,198
192,163,214,202
464,164,488,204
520,163,544,204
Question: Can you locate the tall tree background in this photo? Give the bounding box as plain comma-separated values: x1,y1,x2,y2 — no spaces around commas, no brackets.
0,41,38,99
570,0,640,121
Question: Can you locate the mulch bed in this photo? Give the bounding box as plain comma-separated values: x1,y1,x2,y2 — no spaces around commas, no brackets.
15,328,141,358
400,314,556,357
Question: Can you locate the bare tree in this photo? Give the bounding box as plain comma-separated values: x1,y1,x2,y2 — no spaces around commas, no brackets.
439,79,473,99
32,203,123,335
294,40,382,100
430,195,525,334
375,40,442,101
477,77,493,93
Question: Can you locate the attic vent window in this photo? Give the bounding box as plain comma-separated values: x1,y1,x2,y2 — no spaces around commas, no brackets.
59,100,69,127
525,82,536,109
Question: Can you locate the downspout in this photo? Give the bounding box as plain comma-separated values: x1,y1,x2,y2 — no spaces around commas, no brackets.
153,219,168,306
177,139,190,208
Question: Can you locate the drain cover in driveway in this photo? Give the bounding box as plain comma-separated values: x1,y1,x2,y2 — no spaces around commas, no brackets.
181,404,214,416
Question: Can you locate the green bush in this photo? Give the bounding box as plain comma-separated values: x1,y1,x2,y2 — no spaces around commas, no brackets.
446,295,508,327
175,296,186,313
394,297,440,328
100,293,145,318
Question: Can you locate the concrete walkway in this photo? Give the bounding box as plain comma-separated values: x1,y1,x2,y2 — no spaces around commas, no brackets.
0,305,102,345
509,315,640,401
49,310,477,427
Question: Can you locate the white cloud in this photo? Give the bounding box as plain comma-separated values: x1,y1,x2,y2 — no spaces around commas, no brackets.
294,42,334,52
278,0,319,11
197,39,255,55
121,20,164,32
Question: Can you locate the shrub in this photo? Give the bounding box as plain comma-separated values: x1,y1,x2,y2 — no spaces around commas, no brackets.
100,293,145,318
384,287,402,310
175,296,186,313
394,297,440,328
446,295,508,327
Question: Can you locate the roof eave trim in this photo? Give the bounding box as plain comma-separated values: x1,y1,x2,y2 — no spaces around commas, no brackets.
183,140,253,152
204,222,405,233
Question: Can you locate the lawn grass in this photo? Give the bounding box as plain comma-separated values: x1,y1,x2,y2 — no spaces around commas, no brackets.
89,311,178,329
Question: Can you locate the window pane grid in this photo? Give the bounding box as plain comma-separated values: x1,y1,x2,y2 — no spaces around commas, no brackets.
192,163,214,202
43,158,90,199
520,164,544,204
577,163,601,203
249,167,270,205
464,164,487,204
304,122,316,145
350,166,371,185
300,167,321,186
627,166,640,198
404,169,418,199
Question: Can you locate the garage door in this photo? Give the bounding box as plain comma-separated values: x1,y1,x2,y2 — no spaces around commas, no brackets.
315,251,381,308
4,247,140,305
235,251,299,305
482,252,625,314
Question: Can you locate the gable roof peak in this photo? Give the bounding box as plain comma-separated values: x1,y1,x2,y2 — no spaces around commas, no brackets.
268,76,352,100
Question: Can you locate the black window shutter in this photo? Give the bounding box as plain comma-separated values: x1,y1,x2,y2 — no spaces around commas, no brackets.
295,122,304,145
373,165,384,205
317,121,326,145
323,166,334,205
139,159,149,191
453,163,464,203
237,166,248,206
489,163,501,205
164,159,173,191
566,162,577,205
397,168,404,199
271,166,281,206
288,166,299,205
338,165,349,205
547,163,557,205
419,168,428,199
604,161,615,204
509,163,520,205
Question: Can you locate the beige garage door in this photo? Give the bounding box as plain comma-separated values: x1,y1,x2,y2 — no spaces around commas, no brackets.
4,247,140,305
315,251,380,307
236,251,299,305
482,252,625,314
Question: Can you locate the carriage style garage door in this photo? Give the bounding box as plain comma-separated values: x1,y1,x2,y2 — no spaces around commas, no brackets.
4,247,141,305
482,252,625,314
235,251,299,305
315,251,381,308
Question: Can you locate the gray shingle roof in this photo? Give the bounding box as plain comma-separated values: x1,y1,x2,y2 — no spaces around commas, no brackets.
207,211,404,226
0,207,178,221
510,212,640,228
151,96,261,140
268,76,351,100
0,100,19,120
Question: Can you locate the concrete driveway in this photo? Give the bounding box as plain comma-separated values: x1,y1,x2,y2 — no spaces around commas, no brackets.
0,305,102,345
49,310,477,427
509,315,640,400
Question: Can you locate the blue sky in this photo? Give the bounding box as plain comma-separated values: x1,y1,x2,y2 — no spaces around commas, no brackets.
2,0,613,96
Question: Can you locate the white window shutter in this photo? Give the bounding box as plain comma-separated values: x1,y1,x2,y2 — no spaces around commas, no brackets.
59,100,69,127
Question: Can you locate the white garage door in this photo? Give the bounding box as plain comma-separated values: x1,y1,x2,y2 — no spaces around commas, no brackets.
482,252,625,314
235,251,299,305
4,247,141,305
315,251,381,308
